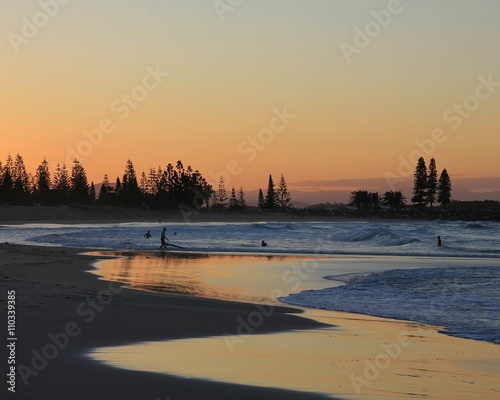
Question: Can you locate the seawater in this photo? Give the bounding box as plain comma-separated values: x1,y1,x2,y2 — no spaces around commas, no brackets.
0,220,499,258
1,220,498,343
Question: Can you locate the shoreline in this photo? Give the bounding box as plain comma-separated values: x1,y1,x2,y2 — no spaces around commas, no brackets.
2,243,499,399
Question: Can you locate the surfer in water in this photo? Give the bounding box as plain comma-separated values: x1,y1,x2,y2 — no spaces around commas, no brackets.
160,227,169,249
144,230,152,238
437,236,442,247
261,240,269,247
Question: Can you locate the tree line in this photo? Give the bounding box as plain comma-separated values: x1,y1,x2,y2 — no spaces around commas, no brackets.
212,173,293,211
0,154,294,212
348,157,451,211
0,154,212,209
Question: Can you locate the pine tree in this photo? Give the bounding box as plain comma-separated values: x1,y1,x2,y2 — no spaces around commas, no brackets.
98,174,112,202
213,176,228,209
258,189,265,210
70,160,90,203
4,155,14,177
276,174,292,211
147,168,158,196
115,177,122,197
411,157,428,207
265,174,276,211
238,187,247,210
139,171,147,194
229,187,238,209
0,155,14,201
438,169,452,209
89,182,96,202
12,154,30,200
120,159,142,204
427,158,438,210
53,164,70,203
35,158,52,202
0,166,14,202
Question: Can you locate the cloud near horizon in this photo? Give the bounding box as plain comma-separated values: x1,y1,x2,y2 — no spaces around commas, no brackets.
289,177,500,194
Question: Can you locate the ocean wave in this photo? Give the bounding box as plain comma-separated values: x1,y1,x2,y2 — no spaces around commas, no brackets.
280,266,500,344
250,222,298,231
331,228,419,247
464,221,489,229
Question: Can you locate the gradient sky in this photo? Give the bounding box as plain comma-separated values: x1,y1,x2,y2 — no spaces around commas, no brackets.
2,0,499,197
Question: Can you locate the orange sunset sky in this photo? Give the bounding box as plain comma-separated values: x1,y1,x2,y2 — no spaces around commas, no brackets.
1,0,500,200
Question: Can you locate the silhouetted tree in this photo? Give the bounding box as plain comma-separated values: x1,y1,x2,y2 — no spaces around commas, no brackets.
370,191,380,211
349,190,370,210
120,159,142,205
89,182,96,202
0,163,14,202
438,169,452,209
34,158,51,203
412,157,428,206
238,187,247,210
12,154,30,201
52,163,70,203
139,171,147,194
276,174,292,211
265,174,276,210
258,189,265,210
115,177,122,197
146,168,158,196
382,191,406,210
229,187,238,209
213,176,228,209
98,174,113,203
427,158,438,210
70,160,90,203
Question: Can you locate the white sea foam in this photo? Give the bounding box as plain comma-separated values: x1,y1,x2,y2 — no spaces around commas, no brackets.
280,266,500,344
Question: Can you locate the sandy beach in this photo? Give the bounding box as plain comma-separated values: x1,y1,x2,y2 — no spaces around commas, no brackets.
0,244,500,399
1,242,335,400
1,236,499,400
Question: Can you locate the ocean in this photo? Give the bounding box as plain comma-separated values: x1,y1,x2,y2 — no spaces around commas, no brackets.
1,219,499,344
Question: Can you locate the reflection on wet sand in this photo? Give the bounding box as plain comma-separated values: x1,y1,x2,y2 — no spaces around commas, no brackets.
89,251,335,304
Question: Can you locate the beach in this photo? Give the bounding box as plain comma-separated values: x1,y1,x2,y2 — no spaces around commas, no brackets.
2,231,499,399
2,243,331,400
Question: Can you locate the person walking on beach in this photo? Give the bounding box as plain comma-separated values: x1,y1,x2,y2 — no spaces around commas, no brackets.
144,230,152,238
437,236,442,247
160,227,169,248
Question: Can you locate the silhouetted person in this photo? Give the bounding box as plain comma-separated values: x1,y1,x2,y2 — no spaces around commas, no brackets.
261,240,269,247
144,230,152,238
160,227,169,248
437,236,442,247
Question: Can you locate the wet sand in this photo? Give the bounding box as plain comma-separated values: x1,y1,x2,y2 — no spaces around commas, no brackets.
1,243,499,399
1,243,331,400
